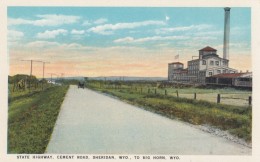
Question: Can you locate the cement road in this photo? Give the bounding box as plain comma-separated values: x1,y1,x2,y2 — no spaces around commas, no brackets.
46,85,251,154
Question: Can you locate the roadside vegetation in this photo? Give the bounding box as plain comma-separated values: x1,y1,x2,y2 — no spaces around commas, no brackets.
8,84,69,153
87,80,252,143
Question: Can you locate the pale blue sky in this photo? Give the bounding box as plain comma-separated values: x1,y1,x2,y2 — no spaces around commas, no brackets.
8,7,251,77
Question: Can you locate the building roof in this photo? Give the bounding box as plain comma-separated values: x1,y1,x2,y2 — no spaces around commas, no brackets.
169,62,184,65
199,46,217,51
202,54,220,59
240,72,252,78
211,73,246,78
188,59,199,62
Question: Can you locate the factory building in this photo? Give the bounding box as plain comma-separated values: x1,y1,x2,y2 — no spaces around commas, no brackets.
168,7,246,85
168,46,238,84
205,72,252,87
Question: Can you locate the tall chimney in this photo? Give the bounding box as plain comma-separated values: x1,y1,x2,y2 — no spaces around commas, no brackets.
223,7,231,60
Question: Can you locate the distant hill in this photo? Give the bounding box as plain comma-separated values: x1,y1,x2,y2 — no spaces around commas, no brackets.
88,76,167,81
47,76,167,81
46,76,85,81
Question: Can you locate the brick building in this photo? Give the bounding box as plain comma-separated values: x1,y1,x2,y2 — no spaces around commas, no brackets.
168,46,238,84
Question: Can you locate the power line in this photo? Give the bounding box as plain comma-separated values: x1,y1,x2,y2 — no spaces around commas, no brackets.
48,73,59,85
41,61,50,90
42,61,50,80
60,73,64,80
21,59,43,91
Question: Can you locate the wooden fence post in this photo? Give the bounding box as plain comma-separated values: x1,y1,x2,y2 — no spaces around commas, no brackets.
217,94,221,103
155,89,157,94
176,90,179,98
165,89,167,96
194,93,196,100
148,88,150,94
249,96,252,106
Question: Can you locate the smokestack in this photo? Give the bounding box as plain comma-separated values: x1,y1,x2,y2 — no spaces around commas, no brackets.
223,7,231,60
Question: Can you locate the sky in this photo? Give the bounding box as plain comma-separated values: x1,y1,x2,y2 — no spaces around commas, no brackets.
8,7,251,78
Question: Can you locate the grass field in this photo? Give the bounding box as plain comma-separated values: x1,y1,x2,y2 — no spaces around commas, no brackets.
8,85,69,154
166,88,251,106
87,80,252,143
93,82,251,106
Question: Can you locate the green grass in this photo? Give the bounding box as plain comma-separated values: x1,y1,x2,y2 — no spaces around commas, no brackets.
94,82,251,106
8,85,69,154
87,81,252,143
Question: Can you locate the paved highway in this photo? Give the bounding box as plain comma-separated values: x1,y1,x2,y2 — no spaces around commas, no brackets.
46,85,251,154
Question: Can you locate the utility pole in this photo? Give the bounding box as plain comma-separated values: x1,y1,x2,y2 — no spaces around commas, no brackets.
42,62,50,80
48,73,58,86
41,61,50,90
21,59,42,92
60,73,64,83
60,73,64,79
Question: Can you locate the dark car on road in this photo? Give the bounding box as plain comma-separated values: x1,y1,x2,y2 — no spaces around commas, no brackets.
78,81,85,89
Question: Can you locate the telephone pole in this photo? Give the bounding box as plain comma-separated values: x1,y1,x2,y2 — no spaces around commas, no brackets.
60,73,64,80
41,61,50,90
48,73,58,86
21,59,42,92
42,62,50,80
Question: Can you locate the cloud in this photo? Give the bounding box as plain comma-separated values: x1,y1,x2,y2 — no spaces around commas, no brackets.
8,14,80,26
192,36,217,40
193,31,222,36
82,20,91,26
8,18,32,26
25,41,96,52
165,16,170,21
8,30,24,41
94,18,108,24
155,24,212,34
114,37,134,43
71,29,85,35
215,42,250,51
26,41,60,48
88,20,166,35
114,35,189,43
229,42,250,49
82,18,108,26
36,29,68,39
34,15,80,26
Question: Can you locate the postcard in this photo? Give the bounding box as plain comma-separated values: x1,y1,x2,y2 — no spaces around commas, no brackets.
1,0,260,162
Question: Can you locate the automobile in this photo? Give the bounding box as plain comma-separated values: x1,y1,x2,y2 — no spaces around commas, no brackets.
78,81,85,89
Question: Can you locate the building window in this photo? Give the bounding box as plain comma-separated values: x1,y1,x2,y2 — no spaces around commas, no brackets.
209,72,213,76
215,61,219,66
210,61,214,65
217,70,221,74
202,60,206,65
223,70,226,73
223,61,227,66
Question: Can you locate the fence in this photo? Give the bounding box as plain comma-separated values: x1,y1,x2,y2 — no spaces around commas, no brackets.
88,82,252,107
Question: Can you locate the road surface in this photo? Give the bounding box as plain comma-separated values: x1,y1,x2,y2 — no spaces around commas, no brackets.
46,85,251,154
